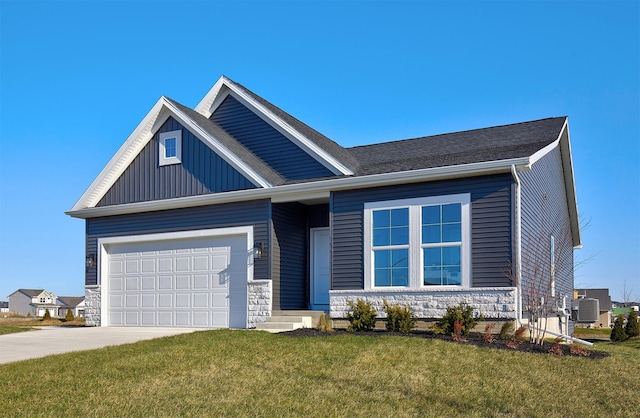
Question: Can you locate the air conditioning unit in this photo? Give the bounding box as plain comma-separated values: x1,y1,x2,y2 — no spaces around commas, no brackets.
577,298,600,323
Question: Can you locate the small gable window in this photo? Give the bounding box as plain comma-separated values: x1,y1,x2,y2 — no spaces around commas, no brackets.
159,130,182,166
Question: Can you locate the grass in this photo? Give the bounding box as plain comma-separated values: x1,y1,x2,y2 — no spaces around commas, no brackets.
0,315,86,335
573,327,612,336
0,330,638,417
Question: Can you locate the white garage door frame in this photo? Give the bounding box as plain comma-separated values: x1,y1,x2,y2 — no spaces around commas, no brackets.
97,226,254,328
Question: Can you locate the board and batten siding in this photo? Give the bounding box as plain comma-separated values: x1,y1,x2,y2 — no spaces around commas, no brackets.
210,95,334,181
85,200,270,286
271,203,308,310
331,174,513,290
97,117,256,207
519,146,574,305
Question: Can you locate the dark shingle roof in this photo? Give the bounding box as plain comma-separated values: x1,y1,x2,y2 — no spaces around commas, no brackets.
165,97,286,186
15,289,45,297
348,117,567,175
58,296,84,307
225,77,361,173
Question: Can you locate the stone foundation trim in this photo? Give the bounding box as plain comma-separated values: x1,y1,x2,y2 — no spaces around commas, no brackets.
247,280,272,328
330,287,517,320
85,285,101,327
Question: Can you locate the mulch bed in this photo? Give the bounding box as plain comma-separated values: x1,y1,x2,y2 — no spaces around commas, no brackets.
281,328,608,359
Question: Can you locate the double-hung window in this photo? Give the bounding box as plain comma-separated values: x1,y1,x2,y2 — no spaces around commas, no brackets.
364,194,470,289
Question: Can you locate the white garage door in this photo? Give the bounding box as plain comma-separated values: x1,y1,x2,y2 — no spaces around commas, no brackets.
106,234,247,328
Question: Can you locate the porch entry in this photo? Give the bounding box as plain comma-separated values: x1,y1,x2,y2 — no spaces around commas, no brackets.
310,228,330,309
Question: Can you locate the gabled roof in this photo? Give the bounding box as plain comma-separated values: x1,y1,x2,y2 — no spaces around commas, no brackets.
67,76,580,249
58,296,85,308
195,76,359,175
8,289,46,298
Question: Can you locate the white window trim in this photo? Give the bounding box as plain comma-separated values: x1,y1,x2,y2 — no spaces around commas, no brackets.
364,193,471,290
159,130,182,166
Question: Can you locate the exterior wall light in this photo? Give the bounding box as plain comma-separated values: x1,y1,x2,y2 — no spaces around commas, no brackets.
86,253,96,268
254,242,266,260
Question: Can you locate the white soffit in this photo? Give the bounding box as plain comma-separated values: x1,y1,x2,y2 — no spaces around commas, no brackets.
195,76,354,176
70,97,272,212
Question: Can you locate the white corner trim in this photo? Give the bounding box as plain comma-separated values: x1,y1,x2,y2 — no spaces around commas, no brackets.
97,226,254,327
195,76,354,176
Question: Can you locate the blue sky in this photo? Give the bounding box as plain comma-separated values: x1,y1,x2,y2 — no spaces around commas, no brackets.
0,1,638,302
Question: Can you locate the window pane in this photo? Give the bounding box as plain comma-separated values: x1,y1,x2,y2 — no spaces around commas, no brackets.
424,267,442,285
423,248,441,266
392,267,409,286
422,225,441,244
375,269,391,286
442,246,461,266
165,138,176,158
373,210,390,228
390,227,409,245
374,250,390,268
390,208,408,227
391,249,408,268
442,223,461,242
373,229,390,247
422,205,440,224
443,266,461,285
442,203,461,223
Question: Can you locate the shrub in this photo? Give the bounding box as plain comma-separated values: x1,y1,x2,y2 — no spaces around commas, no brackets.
382,300,416,333
42,309,51,321
514,326,528,341
549,337,564,356
610,315,628,342
316,314,334,333
483,322,496,344
452,320,466,342
434,303,483,337
498,321,514,340
569,344,591,357
346,299,377,332
65,309,75,322
625,310,639,338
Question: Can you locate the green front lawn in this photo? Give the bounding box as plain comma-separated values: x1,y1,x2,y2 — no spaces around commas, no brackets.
0,330,637,417
0,325,34,335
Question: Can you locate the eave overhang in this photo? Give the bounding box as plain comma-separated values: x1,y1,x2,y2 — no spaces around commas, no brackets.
66,156,533,219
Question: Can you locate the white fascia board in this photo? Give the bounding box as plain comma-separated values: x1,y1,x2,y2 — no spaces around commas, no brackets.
196,76,354,176
66,156,530,218
70,99,167,212
70,96,272,212
558,120,582,248
162,98,272,189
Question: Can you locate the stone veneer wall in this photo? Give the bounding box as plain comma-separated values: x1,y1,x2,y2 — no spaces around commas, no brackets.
85,285,101,326
85,281,272,328
330,288,517,319
247,280,272,327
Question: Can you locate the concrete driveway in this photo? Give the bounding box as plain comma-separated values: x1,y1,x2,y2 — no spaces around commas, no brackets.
0,326,199,364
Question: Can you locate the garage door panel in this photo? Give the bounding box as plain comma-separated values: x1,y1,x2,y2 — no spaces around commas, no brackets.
142,276,156,290
158,294,173,307
159,276,172,289
107,234,247,328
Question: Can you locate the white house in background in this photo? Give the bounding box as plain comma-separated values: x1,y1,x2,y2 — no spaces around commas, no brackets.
0,301,8,313
8,289,59,317
7,289,85,318
57,296,86,317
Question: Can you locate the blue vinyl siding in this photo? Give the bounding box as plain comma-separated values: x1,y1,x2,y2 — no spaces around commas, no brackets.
331,175,513,290
519,147,574,307
271,203,308,310
85,200,270,286
97,117,256,207
210,95,334,180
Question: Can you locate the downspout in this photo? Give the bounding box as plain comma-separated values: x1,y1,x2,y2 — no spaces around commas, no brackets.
510,165,592,347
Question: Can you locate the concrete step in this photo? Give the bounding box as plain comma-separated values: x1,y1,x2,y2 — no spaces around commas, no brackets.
271,310,327,327
255,321,302,330
264,315,312,328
